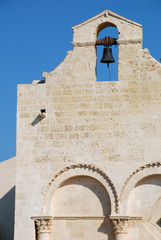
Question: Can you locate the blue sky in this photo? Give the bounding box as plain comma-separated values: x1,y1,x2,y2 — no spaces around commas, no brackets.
0,0,161,162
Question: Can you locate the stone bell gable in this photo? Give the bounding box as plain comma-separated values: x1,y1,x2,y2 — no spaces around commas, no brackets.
43,10,144,83
13,10,161,240
72,10,142,47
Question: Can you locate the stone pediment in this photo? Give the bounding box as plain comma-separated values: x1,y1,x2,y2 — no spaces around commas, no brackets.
72,10,142,45
72,10,142,30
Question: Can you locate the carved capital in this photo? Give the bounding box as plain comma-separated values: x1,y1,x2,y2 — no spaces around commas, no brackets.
32,216,53,233
110,216,129,234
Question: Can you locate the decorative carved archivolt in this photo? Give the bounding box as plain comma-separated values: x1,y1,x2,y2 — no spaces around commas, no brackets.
43,163,119,214
120,161,161,203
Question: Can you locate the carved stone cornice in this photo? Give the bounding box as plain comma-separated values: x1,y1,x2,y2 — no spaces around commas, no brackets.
31,216,53,233
110,216,129,234
71,38,142,47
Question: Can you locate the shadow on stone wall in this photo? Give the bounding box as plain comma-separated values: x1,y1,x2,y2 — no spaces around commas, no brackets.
31,114,44,126
0,186,15,240
98,218,114,238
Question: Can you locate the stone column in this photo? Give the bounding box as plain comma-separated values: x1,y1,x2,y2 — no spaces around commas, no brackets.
110,216,129,240
32,216,53,240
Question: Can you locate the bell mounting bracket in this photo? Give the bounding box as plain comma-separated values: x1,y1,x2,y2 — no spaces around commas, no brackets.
96,36,118,46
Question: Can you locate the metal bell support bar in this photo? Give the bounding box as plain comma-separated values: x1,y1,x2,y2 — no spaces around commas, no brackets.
96,36,118,46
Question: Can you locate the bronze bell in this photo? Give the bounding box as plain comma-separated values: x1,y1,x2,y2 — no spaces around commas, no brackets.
100,46,115,65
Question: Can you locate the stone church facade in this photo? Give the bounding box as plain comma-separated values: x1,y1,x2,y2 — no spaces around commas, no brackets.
0,10,161,240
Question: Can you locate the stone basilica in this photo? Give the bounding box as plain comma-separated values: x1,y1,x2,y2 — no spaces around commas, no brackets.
0,10,161,240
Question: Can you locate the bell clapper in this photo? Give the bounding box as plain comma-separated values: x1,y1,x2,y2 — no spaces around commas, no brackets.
107,63,111,81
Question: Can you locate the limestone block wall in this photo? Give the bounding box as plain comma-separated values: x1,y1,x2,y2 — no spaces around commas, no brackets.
14,10,161,240
0,157,16,240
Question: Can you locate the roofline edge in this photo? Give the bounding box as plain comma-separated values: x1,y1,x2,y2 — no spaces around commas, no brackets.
72,10,142,30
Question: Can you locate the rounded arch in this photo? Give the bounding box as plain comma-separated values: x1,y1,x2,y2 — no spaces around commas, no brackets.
43,164,119,215
52,175,111,217
127,174,161,217
120,162,161,214
96,21,117,37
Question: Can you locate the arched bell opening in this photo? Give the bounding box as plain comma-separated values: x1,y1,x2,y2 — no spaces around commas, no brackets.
50,175,114,240
96,23,119,82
